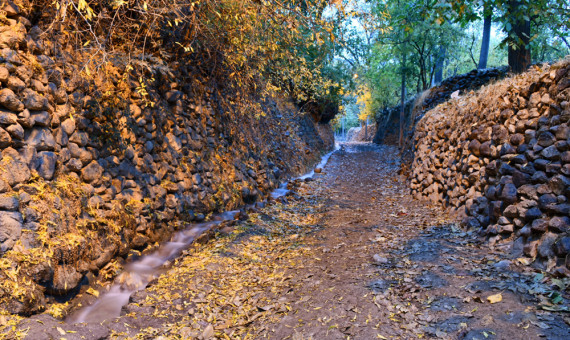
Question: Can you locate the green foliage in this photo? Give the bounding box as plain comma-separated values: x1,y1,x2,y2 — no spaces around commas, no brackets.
434,0,570,70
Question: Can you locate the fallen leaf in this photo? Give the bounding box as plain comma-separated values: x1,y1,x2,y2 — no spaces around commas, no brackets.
202,324,214,339
517,257,532,266
86,287,99,297
487,293,502,304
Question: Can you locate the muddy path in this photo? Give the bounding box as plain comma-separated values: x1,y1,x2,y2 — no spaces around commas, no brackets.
9,143,570,339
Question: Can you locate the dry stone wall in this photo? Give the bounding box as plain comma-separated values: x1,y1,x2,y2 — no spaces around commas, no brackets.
0,2,334,315
410,59,570,273
374,67,507,146
346,124,376,142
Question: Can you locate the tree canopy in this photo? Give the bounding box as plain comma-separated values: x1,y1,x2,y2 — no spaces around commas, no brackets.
25,0,569,128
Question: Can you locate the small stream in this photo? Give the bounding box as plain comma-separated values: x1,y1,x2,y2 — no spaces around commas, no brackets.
69,144,339,324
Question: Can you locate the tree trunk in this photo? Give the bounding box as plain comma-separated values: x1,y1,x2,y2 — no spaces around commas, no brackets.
478,5,492,70
507,0,531,73
434,46,445,84
399,53,406,149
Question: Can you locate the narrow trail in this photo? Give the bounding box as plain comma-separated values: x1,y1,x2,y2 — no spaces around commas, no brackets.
16,143,569,339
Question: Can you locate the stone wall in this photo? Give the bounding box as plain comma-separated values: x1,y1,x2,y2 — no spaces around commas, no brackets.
409,59,570,273
373,67,507,146
0,2,334,315
346,124,376,142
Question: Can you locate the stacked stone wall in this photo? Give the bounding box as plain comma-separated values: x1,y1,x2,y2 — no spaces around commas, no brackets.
0,1,334,314
410,59,570,273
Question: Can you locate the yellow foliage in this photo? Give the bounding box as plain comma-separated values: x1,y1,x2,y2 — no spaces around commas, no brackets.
356,85,375,122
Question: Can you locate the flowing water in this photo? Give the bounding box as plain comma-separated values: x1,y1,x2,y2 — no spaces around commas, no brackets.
70,144,339,324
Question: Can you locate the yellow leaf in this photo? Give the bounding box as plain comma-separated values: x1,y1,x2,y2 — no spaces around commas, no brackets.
487,293,502,304
57,327,66,335
86,287,99,297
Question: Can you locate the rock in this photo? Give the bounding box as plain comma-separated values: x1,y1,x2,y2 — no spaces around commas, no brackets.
25,128,56,151
523,206,542,220
537,232,557,258
0,66,9,82
494,260,511,270
2,0,20,16
165,194,178,209
555,125,569,140
549,175,570,195
30,111,51,127
75,150,91,167
166,132,182,152
519,225,531,237
499,224,514,234
124,145,135,160
6,123,23,140
548,203,570,215
531,219,548,233
537,131,556,147
531,171,548,183
0,127,12,147
512,171,530,187
523,240,539,258
0,158,30,186
0,179,9,193
193,173,202,185
0,211,23,252
0,24,25,49
554,237,570,257
69,131,89,146
480,141,492,157
61,119,75,135
497,216,511,225
87,195,104,208
373,254,389,264
0,88,23,111
0,109,18,125
509,133,524,146
54,127,68,146
66,158,83,172
81,161,103,183
518,185,537,200
499,163,515,175
541,145,560,160
468,139,481,156
34,151,57,180
16,109,32,128
549,216,570,233
499,183,517,204
48,265,82,295
6,77,25,92
0,194,19,210
23,89,49,111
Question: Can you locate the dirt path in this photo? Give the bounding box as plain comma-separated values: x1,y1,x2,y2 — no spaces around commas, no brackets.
11,143,570,339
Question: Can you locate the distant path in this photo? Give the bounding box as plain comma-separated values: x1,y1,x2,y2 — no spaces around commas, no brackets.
15,143,569,339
